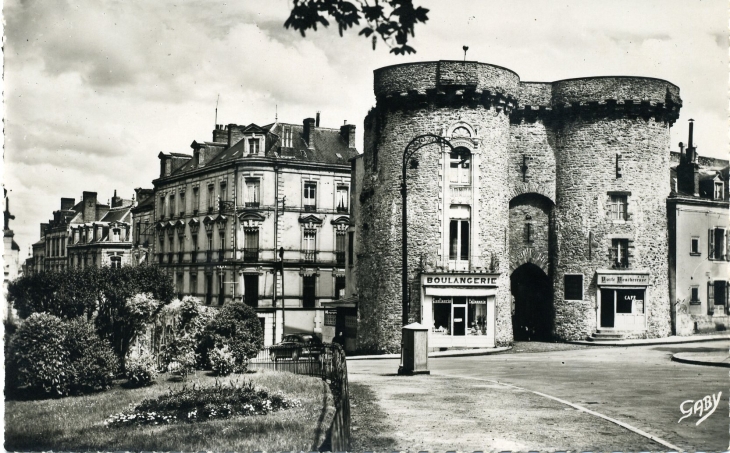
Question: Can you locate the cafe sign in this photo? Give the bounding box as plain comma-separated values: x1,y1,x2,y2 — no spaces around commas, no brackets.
598,273,649,286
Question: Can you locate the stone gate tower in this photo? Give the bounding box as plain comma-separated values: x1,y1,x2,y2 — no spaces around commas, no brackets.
352,61,681,353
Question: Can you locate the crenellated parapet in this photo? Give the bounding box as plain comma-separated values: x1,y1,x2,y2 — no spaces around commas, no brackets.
373,61,520,112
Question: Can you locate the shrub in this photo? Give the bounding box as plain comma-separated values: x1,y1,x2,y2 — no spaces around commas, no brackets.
7,313,71,396
105,379,301,426
199,301,264,373
6,314,119,397
209,346,235,376
124,351,158,387
158,296,209,377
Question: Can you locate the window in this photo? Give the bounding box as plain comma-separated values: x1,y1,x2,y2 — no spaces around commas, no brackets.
347,231,354,267
609,194,628,221
690,237,700,255
708,228,727,260
336,186,348,212
335,232,346,265
303,275,316,308
207,184,215,212
220,181,227,202
710,281,728,307
282,126,292,148
179,192,186,216
325,310,337,326
335,276,346,300
190,273,198,296
191,234,198,263
303,229,316,262
169,194,175,217
218,272,225,305
244,229,259,262
193,187,200,214
610,238,630,268
244,274,259,307
245,179,260,207
160,196,166,219
205,274,213,305
218,230,225,262
206,233,213,262
449,150,471,185
564,274,583,300
249,138,260,155
449,219,470,261
303,182,317,211
714,182,724,200
110,256,122,269
524,222,533,244
176,273,183,298
690,285,700,304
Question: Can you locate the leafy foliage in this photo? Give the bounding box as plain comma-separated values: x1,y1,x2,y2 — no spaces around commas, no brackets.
209,346,236,376
284,0,429,54
198,301,264,373
124,350,158,388
6,313,118,397
105,379,301,426
158,296,210,377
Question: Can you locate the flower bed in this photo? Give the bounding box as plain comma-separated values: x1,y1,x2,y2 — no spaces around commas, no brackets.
105,378,301,426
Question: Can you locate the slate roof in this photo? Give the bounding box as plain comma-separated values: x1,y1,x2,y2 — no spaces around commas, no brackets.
165,121,358,178
101,206,132,223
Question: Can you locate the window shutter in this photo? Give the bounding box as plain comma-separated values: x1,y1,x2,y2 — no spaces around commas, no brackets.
708,282,715,315
708,229,715,259
725,230,730,261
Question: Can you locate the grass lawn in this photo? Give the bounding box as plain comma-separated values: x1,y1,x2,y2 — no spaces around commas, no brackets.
5,369,335,451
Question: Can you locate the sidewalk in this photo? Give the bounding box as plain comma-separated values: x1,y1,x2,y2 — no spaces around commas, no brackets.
568,332,730,347
671,350,730,368
347,333,730,360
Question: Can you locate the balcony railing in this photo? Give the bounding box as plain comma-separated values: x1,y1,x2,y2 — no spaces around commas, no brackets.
303,250,318,263
245,201,260,208
336,205,349,213
449,185,472,200
304,204,317,212
336,251,346,265
243,248,258,262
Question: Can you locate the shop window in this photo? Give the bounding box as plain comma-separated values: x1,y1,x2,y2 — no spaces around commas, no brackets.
245,178,260,207
432,298,452,335
609,194,628,221
690,285,700,304
690,237,700,255
449,219,470,261
616,295,632,313
708,228,727,260
468,298,488,335
449,150,471,185
564,274,583,300
303,182,317,211
303,275,316,308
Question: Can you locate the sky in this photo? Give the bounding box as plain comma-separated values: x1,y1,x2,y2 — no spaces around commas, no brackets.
3,0,728,258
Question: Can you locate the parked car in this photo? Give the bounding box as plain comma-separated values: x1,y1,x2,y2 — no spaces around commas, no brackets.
269,334,324,361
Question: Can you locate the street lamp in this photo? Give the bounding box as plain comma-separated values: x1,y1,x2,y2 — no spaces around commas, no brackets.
399,134,456,373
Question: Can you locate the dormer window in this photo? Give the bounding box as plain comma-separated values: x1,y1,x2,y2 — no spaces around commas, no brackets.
249,138,260,155
714,182,723,200
282,126,292,148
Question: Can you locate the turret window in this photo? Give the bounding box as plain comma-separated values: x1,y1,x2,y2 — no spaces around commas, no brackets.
449,150,471,185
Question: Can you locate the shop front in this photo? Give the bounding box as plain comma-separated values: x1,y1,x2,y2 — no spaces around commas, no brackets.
420,273,498,349
596,270,649,331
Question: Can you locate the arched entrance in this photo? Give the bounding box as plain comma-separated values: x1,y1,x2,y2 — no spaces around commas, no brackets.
510,263,553,341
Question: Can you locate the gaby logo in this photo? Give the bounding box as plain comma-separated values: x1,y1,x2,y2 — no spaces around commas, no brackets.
678,391,721,426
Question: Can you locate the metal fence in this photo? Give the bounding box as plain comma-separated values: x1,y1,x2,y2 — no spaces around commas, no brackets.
249,343,351,451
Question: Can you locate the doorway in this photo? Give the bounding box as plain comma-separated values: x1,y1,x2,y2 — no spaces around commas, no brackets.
452,304,466,336
600,288,615,328
510,263,553,341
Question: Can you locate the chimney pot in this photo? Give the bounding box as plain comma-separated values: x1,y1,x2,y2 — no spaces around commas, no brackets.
316,111,321,127
303,118,316,149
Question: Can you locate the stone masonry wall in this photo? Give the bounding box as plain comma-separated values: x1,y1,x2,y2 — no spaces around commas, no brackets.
553,117,672,340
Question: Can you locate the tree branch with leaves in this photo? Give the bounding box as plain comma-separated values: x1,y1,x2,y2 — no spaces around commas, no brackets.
285,0,430,54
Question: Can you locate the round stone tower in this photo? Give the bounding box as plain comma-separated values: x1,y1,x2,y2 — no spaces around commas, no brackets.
549,77,682,340
357,61,520,353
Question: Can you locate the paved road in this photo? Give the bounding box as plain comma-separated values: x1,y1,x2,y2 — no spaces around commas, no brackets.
348,340,728,451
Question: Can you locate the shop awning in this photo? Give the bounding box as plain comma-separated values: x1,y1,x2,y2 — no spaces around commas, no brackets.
425,287,497,297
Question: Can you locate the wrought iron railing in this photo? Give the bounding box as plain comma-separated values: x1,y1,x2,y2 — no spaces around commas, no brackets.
243,248,258,262
249,343,350,451
303,250,318,263
335,251,346,265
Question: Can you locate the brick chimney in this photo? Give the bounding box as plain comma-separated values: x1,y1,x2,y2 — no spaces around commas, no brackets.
213,124,227,143
340,123,356,149
676,119,700,196
111,190,123,208
227,124,244,148
83,191,98,222
316,111,321,127
60,198,75,210
303,117,316,149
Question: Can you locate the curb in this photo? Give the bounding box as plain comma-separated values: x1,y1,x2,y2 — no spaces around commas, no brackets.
671,353,730,368
346,346,511,361
567,334,730,347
